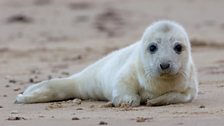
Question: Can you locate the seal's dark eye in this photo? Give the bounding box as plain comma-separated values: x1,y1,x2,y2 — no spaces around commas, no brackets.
148,44,158,53
174,44,182,54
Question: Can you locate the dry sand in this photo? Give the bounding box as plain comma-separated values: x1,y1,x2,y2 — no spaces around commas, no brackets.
1,0,224,125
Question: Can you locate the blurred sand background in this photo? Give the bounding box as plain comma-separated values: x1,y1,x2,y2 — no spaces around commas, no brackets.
1,0,224,125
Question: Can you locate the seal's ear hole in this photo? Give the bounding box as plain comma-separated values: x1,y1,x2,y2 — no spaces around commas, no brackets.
148,43,158,54
174,43,183,54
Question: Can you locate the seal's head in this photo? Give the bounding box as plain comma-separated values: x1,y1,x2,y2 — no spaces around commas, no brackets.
140,20,191,79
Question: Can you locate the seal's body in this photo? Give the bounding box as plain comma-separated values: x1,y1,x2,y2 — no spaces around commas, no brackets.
16,20,198,106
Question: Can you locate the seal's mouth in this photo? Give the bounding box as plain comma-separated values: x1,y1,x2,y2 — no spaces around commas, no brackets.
159,72,179,79
160,73,173,79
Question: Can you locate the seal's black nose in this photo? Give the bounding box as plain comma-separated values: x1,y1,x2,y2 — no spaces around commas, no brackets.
160,63,170,70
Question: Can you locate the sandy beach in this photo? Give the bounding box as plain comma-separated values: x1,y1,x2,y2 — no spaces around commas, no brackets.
1,0,224,125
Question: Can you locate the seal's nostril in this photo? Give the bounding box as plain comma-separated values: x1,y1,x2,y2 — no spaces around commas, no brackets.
160,63,170,70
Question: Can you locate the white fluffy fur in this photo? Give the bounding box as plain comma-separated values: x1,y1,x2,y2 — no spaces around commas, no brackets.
16,20,198,106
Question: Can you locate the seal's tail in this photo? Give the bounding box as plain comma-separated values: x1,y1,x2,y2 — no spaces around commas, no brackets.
15,78,77,104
